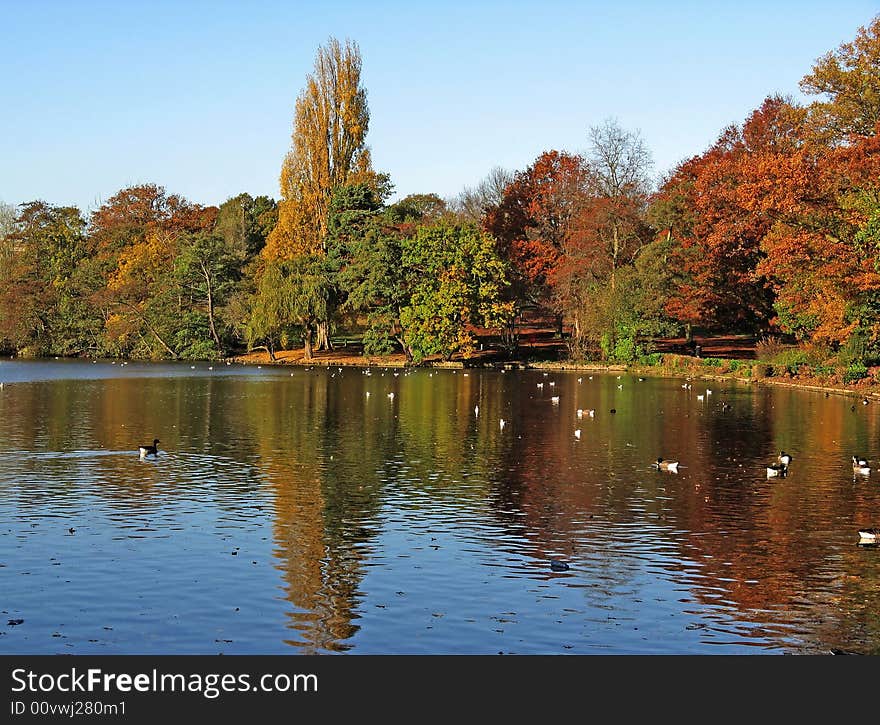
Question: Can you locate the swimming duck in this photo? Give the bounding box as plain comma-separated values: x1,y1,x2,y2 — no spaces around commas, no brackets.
653,458,679,472
138,439,160,458
766,462,787,478
858,528,880,543
778,451,793,466
853,456,871,475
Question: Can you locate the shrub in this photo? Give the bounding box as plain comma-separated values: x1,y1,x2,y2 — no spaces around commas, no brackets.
639,352,663,366
755,335,787,362
844,362,868,383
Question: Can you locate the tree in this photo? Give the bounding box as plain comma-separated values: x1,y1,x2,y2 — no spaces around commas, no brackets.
801,15,880,141
399,223,513,363
262,37,374,352
451,167,514,223
485,150,593,340
585,119,654,290
90,184,217,358
0,201,90,355
215,193,277,259
246,255,333,361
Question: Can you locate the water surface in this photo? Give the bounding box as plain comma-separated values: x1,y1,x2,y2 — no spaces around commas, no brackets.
1,359,879,654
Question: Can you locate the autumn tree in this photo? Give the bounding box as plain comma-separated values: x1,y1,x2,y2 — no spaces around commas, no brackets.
261,37,373,352
485,150,593,344
0,202,91,355
801,15,880,141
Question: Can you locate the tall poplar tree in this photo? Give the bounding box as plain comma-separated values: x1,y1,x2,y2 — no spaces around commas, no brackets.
261,37,373,351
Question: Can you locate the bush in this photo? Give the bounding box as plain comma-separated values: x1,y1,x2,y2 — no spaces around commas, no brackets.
752,363,772,379
639,352,663,366
755,335,787,362
844,362,868,383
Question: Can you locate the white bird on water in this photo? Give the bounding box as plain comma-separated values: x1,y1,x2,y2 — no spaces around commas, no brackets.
577,409,584,419
577,377,583,383
499,419,506,430
388,392,395,400
697,394,704,402
537,383,544,389
365,392,370,398
574,429,581,440
474,405,479,417
551,396,560,404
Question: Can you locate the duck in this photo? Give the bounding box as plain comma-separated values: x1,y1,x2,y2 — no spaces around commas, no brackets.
853,456,871,476
778,451,793,466
653,458,679,473
138,439,160,458
858,528,880,543
766,462,787,478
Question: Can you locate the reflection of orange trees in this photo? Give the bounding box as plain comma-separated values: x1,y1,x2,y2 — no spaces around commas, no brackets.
660,388,880,649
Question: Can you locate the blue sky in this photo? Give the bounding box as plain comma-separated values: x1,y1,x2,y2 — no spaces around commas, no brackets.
1,1,876,214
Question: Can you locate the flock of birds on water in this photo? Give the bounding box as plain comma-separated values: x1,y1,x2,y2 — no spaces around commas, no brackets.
3,361,879,548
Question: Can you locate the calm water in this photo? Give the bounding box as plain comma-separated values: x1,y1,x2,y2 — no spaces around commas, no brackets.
1,359,880,654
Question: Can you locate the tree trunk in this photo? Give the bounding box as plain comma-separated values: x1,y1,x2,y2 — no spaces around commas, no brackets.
201,263,222,353
120,301,178,359
555,314,563,338
315,319,333,351
685,323,693,344
303,326,313,361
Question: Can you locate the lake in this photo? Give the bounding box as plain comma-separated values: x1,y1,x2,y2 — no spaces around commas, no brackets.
1,359,879,654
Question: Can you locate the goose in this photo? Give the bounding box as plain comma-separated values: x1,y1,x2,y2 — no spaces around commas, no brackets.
138,439,160,458
778,451,793,466
853,456,871,475
653,458,679,473
766,462,787,478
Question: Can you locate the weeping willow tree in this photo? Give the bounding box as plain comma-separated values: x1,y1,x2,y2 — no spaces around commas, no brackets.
261,36,374,352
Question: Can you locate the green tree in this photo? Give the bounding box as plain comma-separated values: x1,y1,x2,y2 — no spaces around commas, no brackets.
246,255,333,361
399,223,513,363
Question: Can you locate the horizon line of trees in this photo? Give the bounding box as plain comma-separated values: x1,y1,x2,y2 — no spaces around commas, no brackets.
2,17,879,369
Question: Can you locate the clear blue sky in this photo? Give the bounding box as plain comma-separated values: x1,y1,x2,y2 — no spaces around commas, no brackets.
1,1,877,214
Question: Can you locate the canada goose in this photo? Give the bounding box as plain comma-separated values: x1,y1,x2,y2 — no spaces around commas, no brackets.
778,451,793,466
653,458,679,472
853,456,871,475
138,439,160,458
766,462,787,478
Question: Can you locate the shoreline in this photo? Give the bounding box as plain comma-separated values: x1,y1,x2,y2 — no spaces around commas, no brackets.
225,348,880,400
